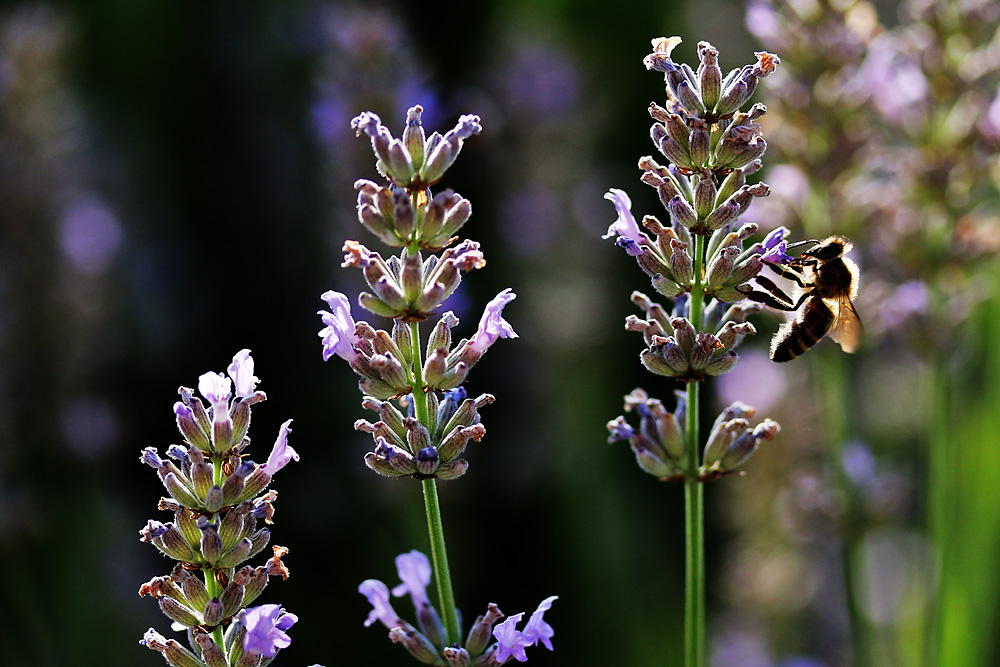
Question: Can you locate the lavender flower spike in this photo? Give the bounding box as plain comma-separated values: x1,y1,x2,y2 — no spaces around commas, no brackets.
227,349,259,398
242,604,298,658
359,579,403,629
264,419,298,473
392,550,432,608
467,289,518,356
318,290,362,363
603,188,645,243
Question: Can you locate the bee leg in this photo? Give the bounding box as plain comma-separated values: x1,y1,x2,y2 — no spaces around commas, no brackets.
765,261,812,288
736,279,797,312
754,276,796,304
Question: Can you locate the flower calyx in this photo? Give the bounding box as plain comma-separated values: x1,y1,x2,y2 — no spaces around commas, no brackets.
356,387,494,481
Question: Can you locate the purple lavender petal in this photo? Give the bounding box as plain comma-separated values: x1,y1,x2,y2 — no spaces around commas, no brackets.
468,289,518,355
391,550,432,608
602,188,644,243
264,420,298,473
493,613,531,662
227,349,259,398
359,579,402,629
318,290,361,363
242,604,297,658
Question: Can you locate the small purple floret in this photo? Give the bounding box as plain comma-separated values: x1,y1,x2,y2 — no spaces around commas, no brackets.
242,604,298,658
264,419,298,473
227,349,259,398
198,372,231,413
392,550,432,608
359,579,402,629
468,289,518,355
603,188,644,244
318,290,362,363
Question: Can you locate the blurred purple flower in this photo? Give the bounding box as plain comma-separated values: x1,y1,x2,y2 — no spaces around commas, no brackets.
359,579,402,629
602,188,644,243
318,290,362,363
392,550,431,608
264,419,298,473
468,289,518,355
242,604,298,657
58,194,122,274
980,84,1000,140
880,279,929,331
851,34,928,127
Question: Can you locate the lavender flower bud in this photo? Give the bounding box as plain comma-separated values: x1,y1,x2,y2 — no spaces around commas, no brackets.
690,333,722,370
688,121,710,167
664,114,691,151
703,417,750,468
715,76,750,118
466,603,505,657
704,351,739,376
706,246,740,287
435,195,473,245
203,485,224,513
220,579,245,619
434,459,469,480
174,403,211,451
669,239,694,286
393,190,415,240
667,194,697,229
159,597,200,628
175,508,201,546
199,517,224,565
389,627,441,664
403,105,426,170
163,472,201,509
677,79,706,116
193,634,228,667
444,647,472,666
218,538,253,569
694,172,718,219
697,41,723,110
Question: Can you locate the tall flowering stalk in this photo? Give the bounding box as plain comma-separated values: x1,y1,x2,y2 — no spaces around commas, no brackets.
604,37,783,666
319,106,556,665
138,350,314,667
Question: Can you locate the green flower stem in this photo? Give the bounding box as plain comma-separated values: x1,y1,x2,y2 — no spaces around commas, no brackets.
408,321,461,646
684,233,707,667
204,565,226,647
422,478,461,645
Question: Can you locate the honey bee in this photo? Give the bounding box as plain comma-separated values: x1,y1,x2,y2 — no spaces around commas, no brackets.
740,235,863,362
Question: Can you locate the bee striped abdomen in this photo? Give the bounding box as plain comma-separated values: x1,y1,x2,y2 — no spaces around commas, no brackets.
770,297,835,362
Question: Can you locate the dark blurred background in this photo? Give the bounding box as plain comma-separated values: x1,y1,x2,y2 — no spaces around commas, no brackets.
2,0,998,665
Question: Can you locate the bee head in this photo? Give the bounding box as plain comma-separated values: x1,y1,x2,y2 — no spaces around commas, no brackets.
802,235,852,261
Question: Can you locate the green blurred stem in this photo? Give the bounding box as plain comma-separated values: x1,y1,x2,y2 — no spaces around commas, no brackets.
684,234,707,667
408,321,461,646
924,358,948,667
818,353,871,667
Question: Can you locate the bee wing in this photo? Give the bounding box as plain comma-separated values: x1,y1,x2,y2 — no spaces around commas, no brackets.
827,295,863,353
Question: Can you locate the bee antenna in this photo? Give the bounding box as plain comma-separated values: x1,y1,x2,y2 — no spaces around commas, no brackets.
784,238,820,250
